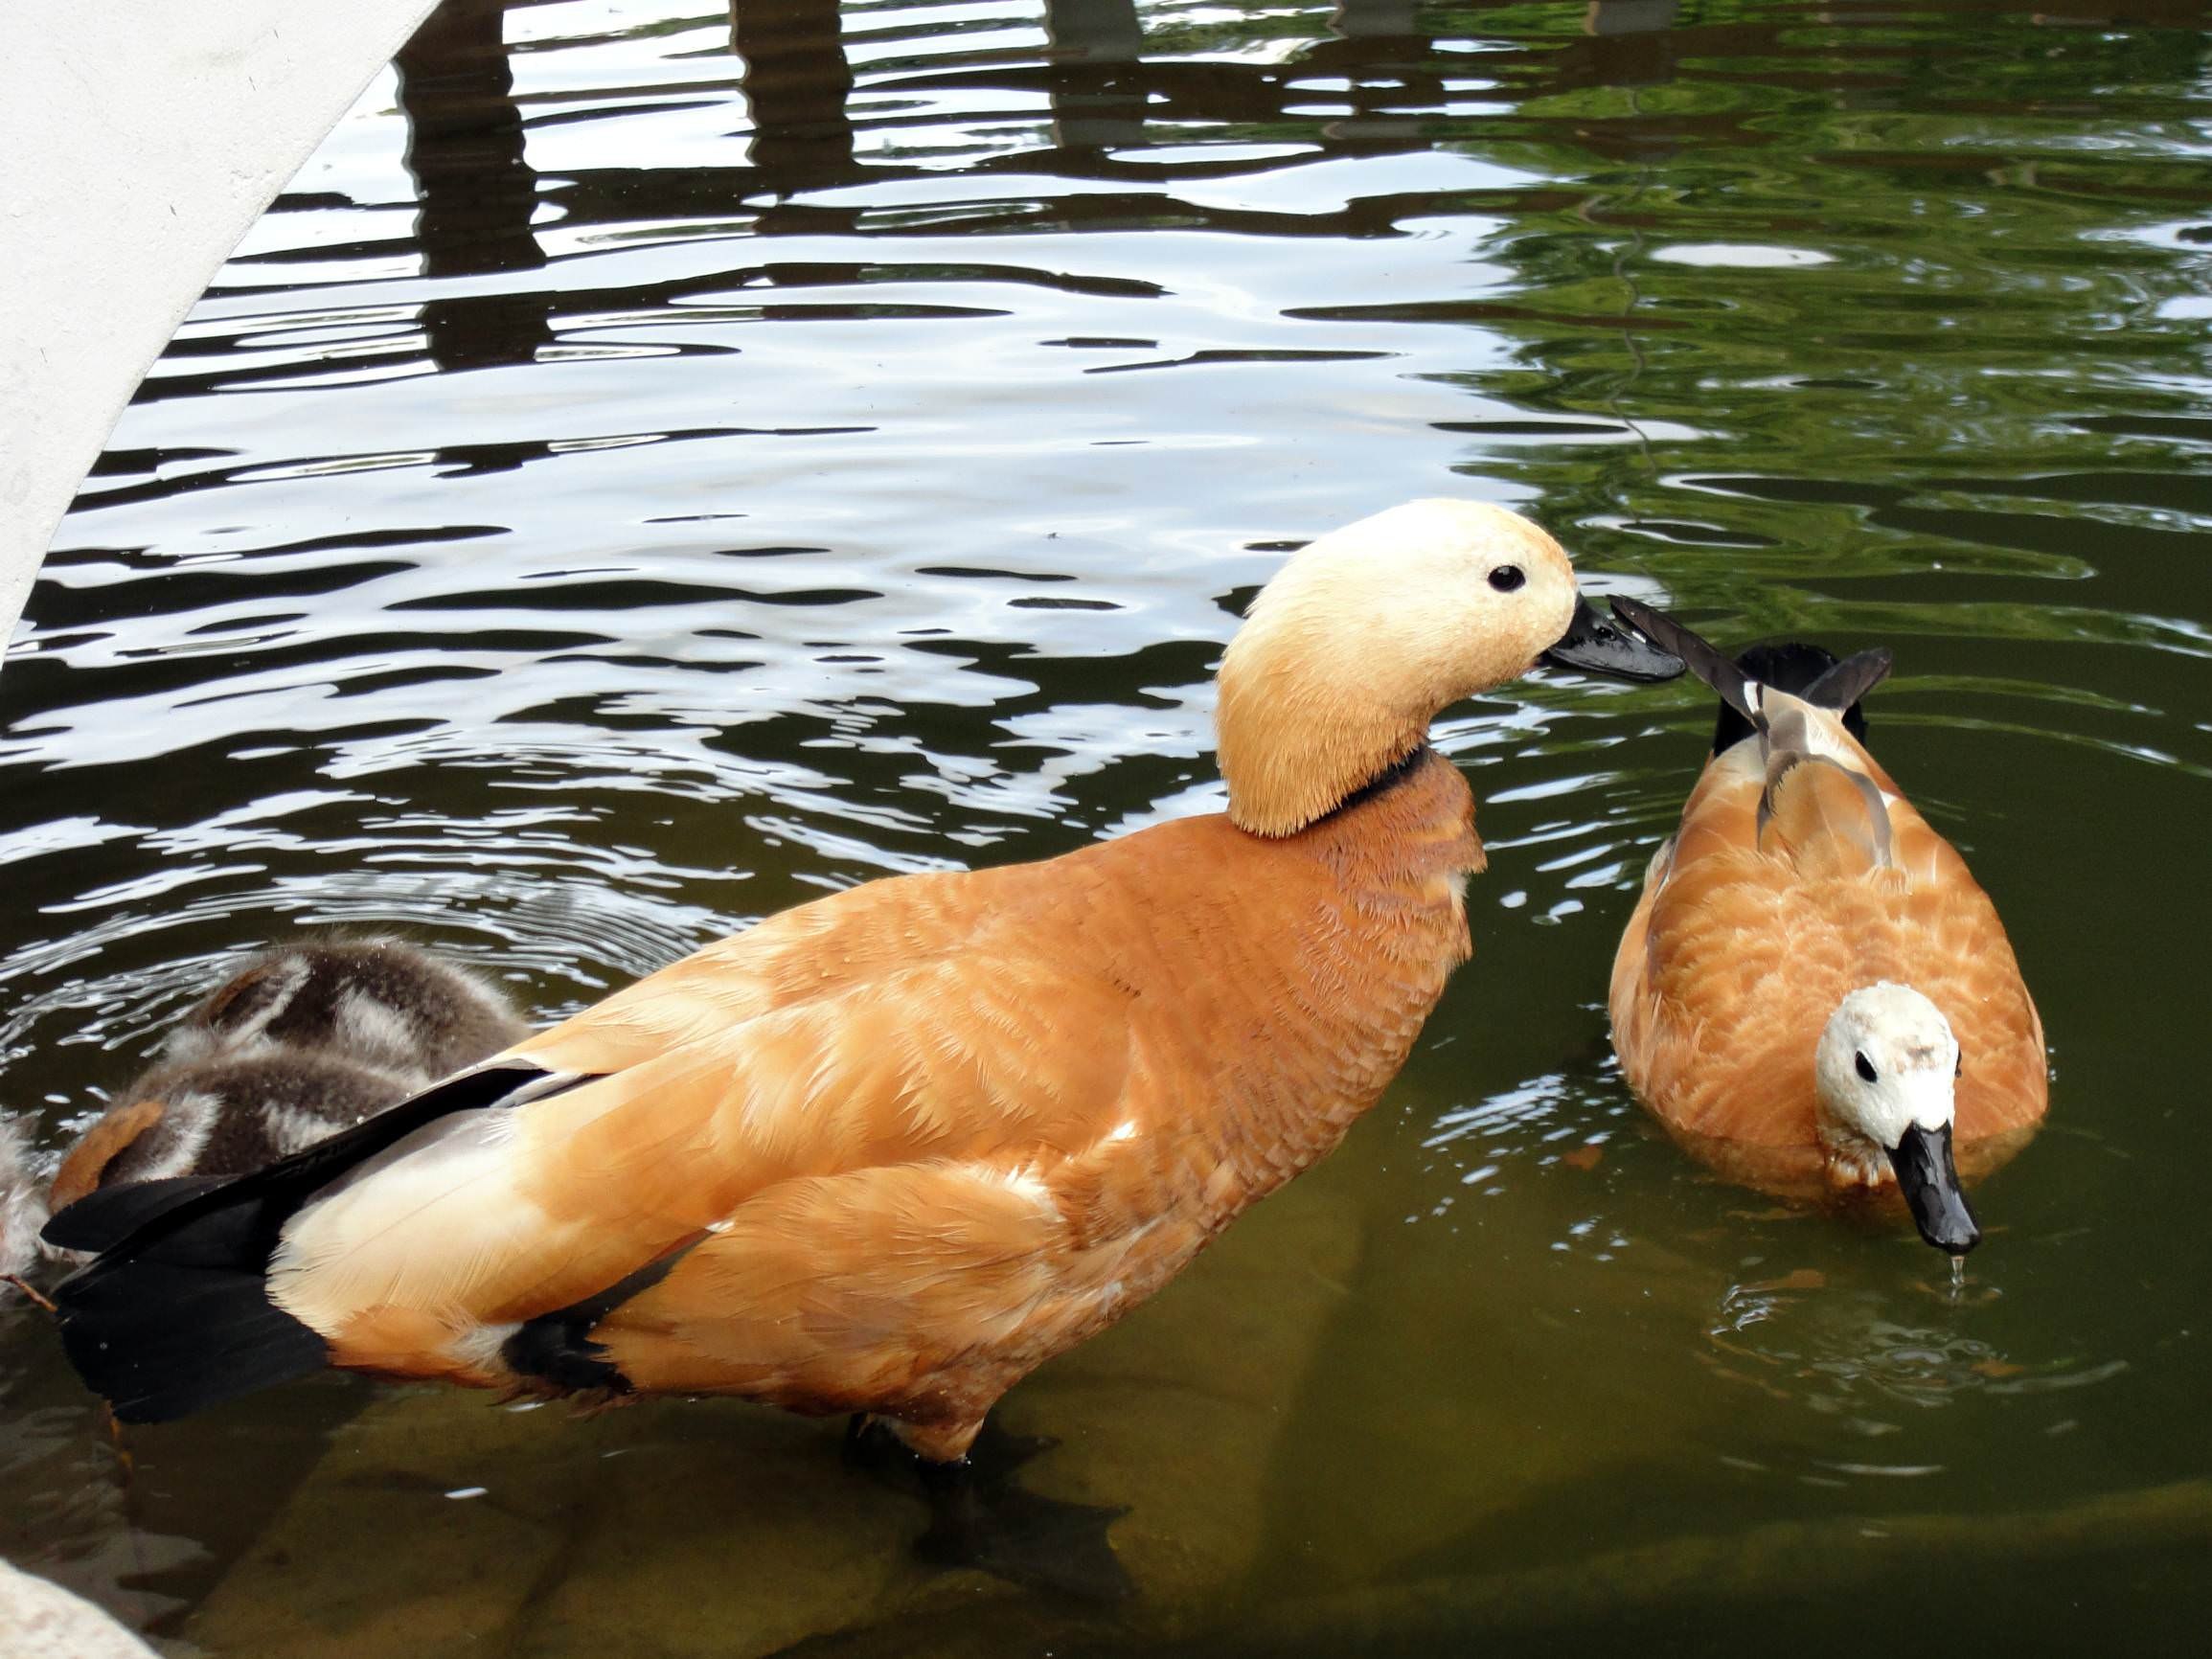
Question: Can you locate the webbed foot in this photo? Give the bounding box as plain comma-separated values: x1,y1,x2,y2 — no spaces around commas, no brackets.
916,1456,1131,1602
841,1412,1130,1601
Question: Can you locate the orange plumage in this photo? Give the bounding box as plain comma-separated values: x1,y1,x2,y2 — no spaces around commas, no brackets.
493,761,1476,1454
51,501,1680,1557
1608,623,2046,1214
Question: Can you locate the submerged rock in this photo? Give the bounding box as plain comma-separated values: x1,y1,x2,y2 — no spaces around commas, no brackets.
187,1171,1364,1654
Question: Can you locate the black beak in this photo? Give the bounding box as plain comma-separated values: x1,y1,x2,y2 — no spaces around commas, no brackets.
1539,595,1686,682
1886,1123,1981,1256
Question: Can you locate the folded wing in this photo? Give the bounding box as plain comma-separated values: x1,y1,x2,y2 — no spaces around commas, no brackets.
277,933,1146,1375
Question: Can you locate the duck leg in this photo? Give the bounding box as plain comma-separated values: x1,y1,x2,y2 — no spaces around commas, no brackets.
843,1413,1131,1602
914,1446,1133,1602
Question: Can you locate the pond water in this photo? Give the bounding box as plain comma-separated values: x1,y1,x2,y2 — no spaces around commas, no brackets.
4,0,2210,1652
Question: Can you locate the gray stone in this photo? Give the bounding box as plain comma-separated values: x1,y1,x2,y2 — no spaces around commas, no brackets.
0,1557,159,1659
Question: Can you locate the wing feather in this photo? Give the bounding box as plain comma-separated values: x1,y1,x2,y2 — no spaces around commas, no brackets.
1611,696,2044,1163
281,940,1143,1363
1758,753,1892,876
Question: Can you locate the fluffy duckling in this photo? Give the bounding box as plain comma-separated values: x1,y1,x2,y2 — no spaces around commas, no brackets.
1606,599,2046,1253
48,941,529,1216
48,501,1678,1592
1,1115,49,1289
160,939,529,1083
47,1051,433,1215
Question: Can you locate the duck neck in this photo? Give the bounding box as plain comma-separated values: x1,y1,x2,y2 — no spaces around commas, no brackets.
1214,629,1436,838
1291,745,1485,964
1814,1100,1889,1191
1197,748,1483,1204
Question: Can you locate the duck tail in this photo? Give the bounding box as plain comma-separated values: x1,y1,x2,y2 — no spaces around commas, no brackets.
1715,642,1891,755
1608,597,1755,731
47,1177,331,1421
1607,599,1891,756
44,1061,566,1423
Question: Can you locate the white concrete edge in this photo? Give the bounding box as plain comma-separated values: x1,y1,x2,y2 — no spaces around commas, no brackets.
0,1557,160,1658
0,0,442,669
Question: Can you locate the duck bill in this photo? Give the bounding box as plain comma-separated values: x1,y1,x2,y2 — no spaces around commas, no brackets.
1886,1123,1981,1255
1539,595,1685,682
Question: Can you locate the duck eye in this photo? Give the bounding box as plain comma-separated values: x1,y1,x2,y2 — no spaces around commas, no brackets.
1854,1051,1878,1083
1488,565,1525,593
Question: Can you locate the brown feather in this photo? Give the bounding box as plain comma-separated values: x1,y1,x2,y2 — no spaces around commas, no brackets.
48,1100,168,1210
1612,708,2045,1199
277,752,1485,1449
1758,754,1891,876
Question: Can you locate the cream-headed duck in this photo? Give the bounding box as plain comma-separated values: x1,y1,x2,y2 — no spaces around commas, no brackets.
50,502,1678,1594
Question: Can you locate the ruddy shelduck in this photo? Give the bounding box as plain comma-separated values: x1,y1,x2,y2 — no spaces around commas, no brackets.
47,501,1677,1592
1606,598,2046,1254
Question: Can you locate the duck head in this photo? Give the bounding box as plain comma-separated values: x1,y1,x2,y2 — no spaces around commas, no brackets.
1216,499,1680,836
1814,982,1979,1255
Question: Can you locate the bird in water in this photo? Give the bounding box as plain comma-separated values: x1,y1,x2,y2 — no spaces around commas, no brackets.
19,942,528,1278
153,938,529,1084
46,501,1679,1596
50,939,529,1213
1606,598,2046,1254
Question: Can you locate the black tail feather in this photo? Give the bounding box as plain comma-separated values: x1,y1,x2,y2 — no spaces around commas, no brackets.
43,1061,551,1261
47,1060,573,1423
1608,597,1757,733
57,1254,329,1423
1805,647,1893,718
1605,601,1885,758
1712,642,1881,754
41,1175,226,1256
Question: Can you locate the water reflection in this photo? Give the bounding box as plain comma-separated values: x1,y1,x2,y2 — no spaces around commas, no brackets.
1043,0,1145,152
1705,1266,2130,1427
731,0,860,213
398,0,550,375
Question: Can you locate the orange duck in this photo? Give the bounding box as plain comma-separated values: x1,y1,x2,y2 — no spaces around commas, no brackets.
1606,599,2047,1254
48,501,1677,1592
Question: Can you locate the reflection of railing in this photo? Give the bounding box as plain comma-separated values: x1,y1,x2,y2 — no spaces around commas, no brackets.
397,0,551,374
160,0,1839,407
730,0,856,188
80,0,2212,437
1043,0,1144,152
397,0,1752,255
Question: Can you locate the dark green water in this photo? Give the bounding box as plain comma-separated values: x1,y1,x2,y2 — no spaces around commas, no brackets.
3,0,2210,1652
